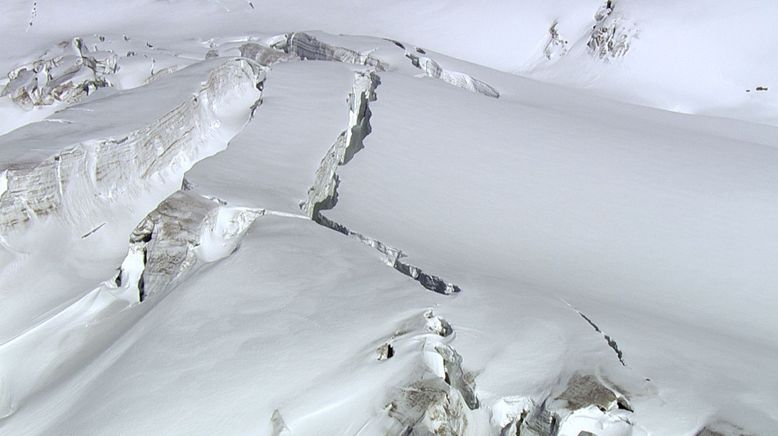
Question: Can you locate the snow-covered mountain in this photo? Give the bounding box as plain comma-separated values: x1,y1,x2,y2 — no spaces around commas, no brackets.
0,2,776,435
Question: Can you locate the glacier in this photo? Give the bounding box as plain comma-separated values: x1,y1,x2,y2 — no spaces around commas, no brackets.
0,1,776,436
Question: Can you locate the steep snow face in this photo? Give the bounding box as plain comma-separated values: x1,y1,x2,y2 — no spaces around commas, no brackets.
278,32,387,71
0,58,262,237
0,56,265,421
405,51,500,98
0,57,264,355
300,70,379,218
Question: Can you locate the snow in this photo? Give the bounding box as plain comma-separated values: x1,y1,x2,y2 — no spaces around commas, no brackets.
1,0,776,123
194,206,263,262
0,1,776,435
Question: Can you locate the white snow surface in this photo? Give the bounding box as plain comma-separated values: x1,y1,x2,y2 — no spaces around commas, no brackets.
0,0,776,124
0,2,776,436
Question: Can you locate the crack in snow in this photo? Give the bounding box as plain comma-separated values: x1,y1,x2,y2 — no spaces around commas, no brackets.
577,312,626,366
80,222,105,239
0,58,266,236
562,299,627,366
298,69,463,295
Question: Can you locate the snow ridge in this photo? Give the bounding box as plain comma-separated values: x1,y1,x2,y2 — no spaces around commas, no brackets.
275,32,387,71
0,57,271,419
0,58,265,236
0,58,266,418
404,51,500,98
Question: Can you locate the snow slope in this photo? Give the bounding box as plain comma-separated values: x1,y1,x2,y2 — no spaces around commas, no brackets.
0,0,776,124
0,3,776,436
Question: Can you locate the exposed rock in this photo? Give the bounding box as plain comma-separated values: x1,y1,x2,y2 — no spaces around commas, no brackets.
377,342,395,361
117,190,262,301
587,1,637,60
388,379,471,436
556,374,619,412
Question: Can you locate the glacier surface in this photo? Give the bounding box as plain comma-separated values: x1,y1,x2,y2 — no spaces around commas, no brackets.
0,2,776,436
